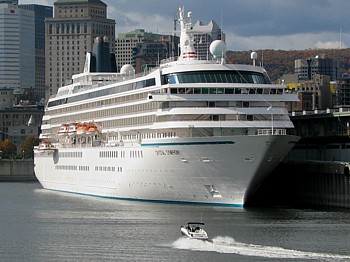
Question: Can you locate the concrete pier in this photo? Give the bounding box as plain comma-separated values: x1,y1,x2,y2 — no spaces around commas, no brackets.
0,159,36,181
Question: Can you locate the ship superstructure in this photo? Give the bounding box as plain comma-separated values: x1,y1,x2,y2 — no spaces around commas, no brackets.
34,7,300,207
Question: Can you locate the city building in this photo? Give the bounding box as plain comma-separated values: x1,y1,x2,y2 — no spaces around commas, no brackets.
19,4,53,101
132,41,169,73
282,73,332,111
295,56,339,81
0,0,17,4
0,2,35,90
334,74,350,107
192,20,224,60
131,35,180,73
115,19,223,74
116,29,179,72
45,0,115,101
0,2,49,151
0,88,44,150
0,86,44,152
0,86,44,151
0,87,13,110
0,104,44,153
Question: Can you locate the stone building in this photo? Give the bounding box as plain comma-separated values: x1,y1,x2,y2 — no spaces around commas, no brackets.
45,0,115,101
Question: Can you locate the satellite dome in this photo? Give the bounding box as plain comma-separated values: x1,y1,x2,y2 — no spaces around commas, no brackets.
120,64,135,74
251,52,258,60
210,40,227,59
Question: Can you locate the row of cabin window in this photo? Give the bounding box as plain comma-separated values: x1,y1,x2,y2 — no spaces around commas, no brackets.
94,166,122,172
99,150,143,158
170,87,284,95
107,132,176,142
58,151,83,158
54,165,122,172
50,103,160,128
48,90,150,115
55,165,89,171
48,79,155,108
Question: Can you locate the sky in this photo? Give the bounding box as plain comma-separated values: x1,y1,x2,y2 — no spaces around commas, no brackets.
18,0,350,51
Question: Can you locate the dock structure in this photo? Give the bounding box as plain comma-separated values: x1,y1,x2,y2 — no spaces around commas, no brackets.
249,108,350,208
290,161,350,208
248,161,350,208
0,159,36,182
289,108,350,162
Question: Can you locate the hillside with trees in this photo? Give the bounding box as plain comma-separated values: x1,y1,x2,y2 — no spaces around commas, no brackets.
226,48,350,82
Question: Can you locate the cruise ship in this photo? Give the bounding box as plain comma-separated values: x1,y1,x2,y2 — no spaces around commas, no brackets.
34,7,300,207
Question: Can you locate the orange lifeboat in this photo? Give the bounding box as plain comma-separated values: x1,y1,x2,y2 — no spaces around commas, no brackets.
86,123,99,135
77,123,89,135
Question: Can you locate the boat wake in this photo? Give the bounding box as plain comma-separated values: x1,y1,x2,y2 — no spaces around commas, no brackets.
170,236,350,261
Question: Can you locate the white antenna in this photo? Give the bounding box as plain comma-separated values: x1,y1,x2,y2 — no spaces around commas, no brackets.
220,10,223,41
251,52,257,66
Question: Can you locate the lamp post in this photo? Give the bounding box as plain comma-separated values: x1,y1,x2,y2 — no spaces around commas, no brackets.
188,125,194,137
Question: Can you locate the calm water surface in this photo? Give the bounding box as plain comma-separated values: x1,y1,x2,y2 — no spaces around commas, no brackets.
1,182,350,261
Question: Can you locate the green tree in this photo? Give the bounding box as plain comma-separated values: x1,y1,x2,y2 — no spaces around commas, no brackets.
20,136,39,159
0,139,17,158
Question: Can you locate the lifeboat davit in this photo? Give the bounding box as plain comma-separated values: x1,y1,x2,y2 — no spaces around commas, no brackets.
67,123,78,136
38,141,55,151
57,124,69,136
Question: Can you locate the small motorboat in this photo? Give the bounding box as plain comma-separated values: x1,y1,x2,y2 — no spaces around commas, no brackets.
180,222,209,240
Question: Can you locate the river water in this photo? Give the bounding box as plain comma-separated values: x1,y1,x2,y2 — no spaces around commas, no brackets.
1,182,350,261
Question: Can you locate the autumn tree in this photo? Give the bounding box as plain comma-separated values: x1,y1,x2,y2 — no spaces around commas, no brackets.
20,136,39,159
0,139,17,158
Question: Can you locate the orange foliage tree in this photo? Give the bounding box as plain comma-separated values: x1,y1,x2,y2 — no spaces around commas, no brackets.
20,136,39,159
0,139,17,158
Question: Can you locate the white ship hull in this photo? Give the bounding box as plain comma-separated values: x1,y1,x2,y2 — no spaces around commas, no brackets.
34,7,300,208
34,135,298,207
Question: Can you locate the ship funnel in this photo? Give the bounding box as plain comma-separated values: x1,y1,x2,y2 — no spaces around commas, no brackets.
83,36,117,73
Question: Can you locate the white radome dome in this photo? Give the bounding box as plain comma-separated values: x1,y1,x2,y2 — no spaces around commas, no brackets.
251,52,258,60
120,64,135,74
210,40,227,59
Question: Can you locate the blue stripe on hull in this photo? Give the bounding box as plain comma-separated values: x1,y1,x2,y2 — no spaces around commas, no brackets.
141,141,235,147
44,188,244,208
